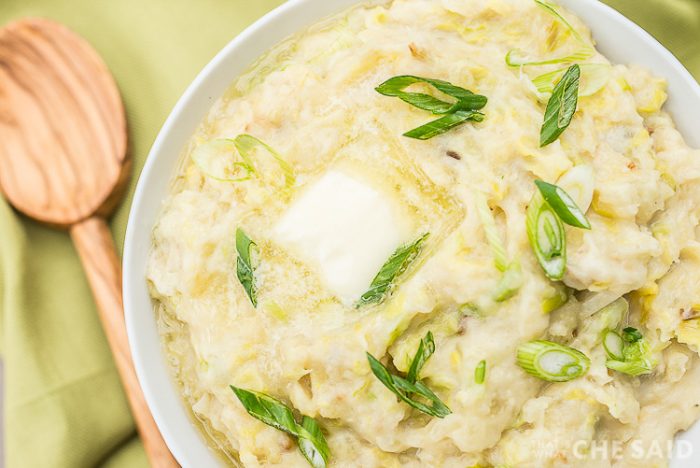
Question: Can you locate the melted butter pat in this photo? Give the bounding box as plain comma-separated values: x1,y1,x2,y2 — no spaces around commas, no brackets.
273,170,412,304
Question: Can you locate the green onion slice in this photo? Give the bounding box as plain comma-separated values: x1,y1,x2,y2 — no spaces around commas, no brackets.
555,165,594,213
540,64,580,147
532,64,611,98
517,340,590,382
366,352,451,418
234,134,295,187
375,75,487,114
192,138,255,182
192,135,294,186
406,331,435,384
534,179,591,229
376,75,487,140
505,48,593,68
358,233,429,306
403,110,484,140
492,261,523,302
526,192,567,280
506,1,593,68
298,416,331,468
621,327,643,343
542,283,570,313
605,358,653,377
603,325,656,377
474,360,487,384
475,193,508,272
475,193,523,301
534,0,586,43
230,386,329,468
236,228,258,307
602,330,625,361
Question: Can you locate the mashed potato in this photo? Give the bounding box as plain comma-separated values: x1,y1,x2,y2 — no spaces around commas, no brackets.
147,1,700,466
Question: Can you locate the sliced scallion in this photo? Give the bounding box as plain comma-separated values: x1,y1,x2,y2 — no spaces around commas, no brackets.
230,386,329,468
505,1,593,68
492,262,523,302
474,360,486,384
517,340,590,382
366,352,451,418
532,63,611,99
602,330,625,361
555,164,595,213
376,75,487,140
192,139,255,182
403,110,484,140
475,193,523,301
621,327,643,343
534,179,591,229
605,359,653,377
526,192,567,280
192,135,294,187
505,48,593,68
603,325,656,377
236,228,258,307
358,233,429,306
234,134,295,187
540,64,580,147
406,331,435,384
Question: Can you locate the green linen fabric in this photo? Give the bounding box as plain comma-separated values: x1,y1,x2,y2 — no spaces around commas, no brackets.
0,0,697,467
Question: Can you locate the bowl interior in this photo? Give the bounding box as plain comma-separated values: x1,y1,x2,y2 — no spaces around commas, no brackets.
123,1,700,466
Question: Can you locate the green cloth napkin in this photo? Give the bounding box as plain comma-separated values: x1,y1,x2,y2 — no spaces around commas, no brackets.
0,0,697,467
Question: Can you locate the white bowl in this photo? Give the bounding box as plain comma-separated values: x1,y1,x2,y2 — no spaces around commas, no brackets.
123,1,700,466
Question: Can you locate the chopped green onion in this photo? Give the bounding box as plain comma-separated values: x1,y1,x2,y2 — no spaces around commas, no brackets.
555,165,594,213
358,233,429,306
542,283,570,313
192,135,294,186
475,193,508,272
375,75,487,113
603,326,656,377
476,193,523,301
492,262,523,302
526,192,567,280
506,1,593,68
407,332,435,384
534,180,591,229
621,327,643,343
403,110,484,140
298,416,331,468
540,64,580,147
366,352,451,418
517,340,590,382
505,48,594,68
192,139,255,182
236,228,258,307
474,360,487,384
234,134,295,187
602,330,625,361
534,0,586,43
376,75,487,140
230,386,329,468
532,64,611,98
605,358,653,377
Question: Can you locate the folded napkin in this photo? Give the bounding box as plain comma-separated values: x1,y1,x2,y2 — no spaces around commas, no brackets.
0,0,697,467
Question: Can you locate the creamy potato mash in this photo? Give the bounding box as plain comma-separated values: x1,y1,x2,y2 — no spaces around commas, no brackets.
147,0,700,466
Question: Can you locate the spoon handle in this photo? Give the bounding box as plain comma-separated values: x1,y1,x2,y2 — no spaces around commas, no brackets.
70,217,179,468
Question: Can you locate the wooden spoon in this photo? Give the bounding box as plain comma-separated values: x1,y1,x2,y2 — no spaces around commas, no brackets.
0,18,178,467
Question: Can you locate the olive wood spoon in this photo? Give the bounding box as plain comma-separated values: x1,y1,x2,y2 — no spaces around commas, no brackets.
0,18,177,467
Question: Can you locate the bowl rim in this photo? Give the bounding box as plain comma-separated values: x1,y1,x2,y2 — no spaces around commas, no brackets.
123,0,700,466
